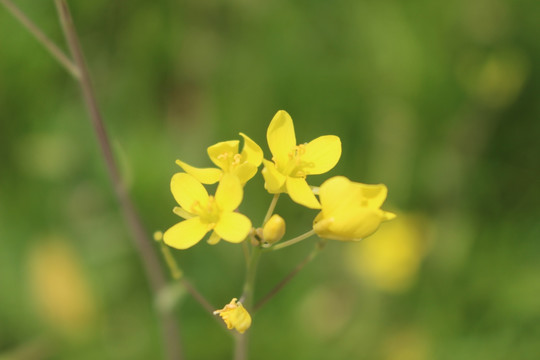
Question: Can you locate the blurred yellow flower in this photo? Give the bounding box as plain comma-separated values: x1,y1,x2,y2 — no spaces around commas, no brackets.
27,237,97,337
176,133,263,186
346,215,429,292
164,173,252,249
262,110,341,209
213,298,252,334
313,176,395,241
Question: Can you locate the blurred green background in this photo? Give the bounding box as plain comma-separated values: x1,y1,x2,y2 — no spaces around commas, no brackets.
1,0,539,359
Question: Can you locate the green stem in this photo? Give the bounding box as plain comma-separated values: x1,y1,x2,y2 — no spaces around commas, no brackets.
234,245,262,360
270,229,316,251
241,246,262,309
242,240,250,266
263,194,280,224
158,241,183,281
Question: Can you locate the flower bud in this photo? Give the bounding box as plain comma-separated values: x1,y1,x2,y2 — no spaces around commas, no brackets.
262,214,286,245
313,176,395,241
213,298,252,334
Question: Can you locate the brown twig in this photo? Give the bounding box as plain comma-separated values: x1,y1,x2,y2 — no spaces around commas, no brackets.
254,240,326,312
53,1,182,358
180,278,215,314
1,0,80,78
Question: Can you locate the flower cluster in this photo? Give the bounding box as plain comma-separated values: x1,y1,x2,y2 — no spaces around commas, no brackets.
164,110,395,250
163,110,396,334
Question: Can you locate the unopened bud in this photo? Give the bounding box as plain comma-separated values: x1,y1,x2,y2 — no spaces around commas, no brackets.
262,214,286,245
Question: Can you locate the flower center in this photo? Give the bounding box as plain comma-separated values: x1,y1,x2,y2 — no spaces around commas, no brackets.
281,144,311,177
191,195,221,226
217,152,243,172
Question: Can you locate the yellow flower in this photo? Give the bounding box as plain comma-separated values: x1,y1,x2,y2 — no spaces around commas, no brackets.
313,176,395,241
213,298,252,334
262,110,341,209
163,173,252,249
176,133,263,186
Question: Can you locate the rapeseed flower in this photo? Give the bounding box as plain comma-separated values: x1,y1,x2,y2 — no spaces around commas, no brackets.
176,133,263,186
262,110,341,209
213,298,252,334
163,173,252,249
313,176,395,241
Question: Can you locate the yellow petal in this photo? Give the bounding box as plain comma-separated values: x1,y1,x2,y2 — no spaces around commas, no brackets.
285,177,321,209
233,162,258,185
175,160,222,184
262,159,287,193
267,110,296,169
207,140,240,169
214,298,252,334
214,212,252,243
312,212,334,237
163,217,208,250
215,174,243,211
239,132,263,167
207,231,221,245
315,176,395,241
332,207,384,240
318,176,353,216
171,173,209,211
358,183,388,208
302,135,342,175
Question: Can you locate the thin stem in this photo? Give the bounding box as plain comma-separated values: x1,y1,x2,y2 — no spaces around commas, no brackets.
234,245,262,360
262,194,280,225
54,1,183,359
1,0,80,79
240,246,262,309
159,242,183,280
234,333,247,360
242,240,250,266
270,229,316,251
254,240,326,312
180,278,215,315
155,233,223,320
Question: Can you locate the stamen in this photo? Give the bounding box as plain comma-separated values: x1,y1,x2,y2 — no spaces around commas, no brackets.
217,152,231,162
233,154,242,164
190,200,202,214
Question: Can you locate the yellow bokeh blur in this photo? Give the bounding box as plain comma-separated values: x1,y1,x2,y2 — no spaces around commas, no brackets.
345,214,431,293
26,236,97,338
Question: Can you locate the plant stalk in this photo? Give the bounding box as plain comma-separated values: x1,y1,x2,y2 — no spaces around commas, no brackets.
235,245,262,360
255,240,326,312
54,1,182,358
1,0,80,78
